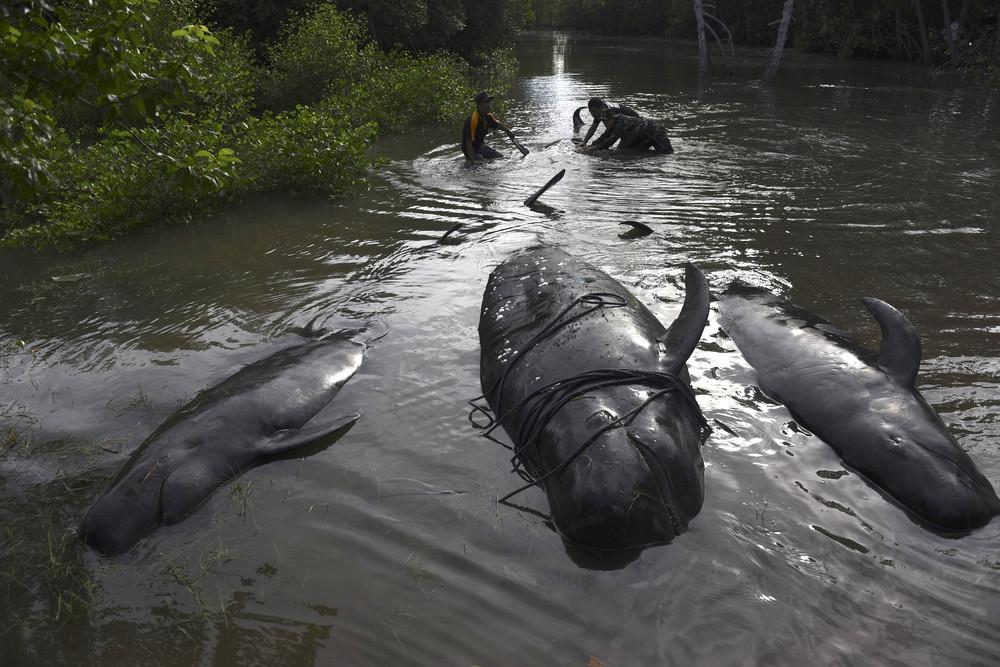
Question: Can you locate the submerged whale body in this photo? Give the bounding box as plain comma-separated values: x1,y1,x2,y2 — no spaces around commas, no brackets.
477,247,710,551
80,334,365,555
717,285,999,533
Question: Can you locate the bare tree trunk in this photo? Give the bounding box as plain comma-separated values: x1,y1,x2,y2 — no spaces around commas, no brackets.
694,0,709,78
704,22,733,64
955,0,971,63
704,10,736,57
996,11,1000,60
942,0,960,61
958,0,970,33
895,8,911,61
763,0,794,82
914,0,931,63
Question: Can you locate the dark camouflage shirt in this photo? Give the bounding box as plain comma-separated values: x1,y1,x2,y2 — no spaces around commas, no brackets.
591,115,672,152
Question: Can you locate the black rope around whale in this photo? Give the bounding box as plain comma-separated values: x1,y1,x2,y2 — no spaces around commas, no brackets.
469,292,711,503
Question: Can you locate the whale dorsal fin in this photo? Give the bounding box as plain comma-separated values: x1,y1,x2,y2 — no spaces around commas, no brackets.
861,297,922,386
657,263,710,375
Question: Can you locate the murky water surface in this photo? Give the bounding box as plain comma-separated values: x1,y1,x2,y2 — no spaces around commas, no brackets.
2,33,999,666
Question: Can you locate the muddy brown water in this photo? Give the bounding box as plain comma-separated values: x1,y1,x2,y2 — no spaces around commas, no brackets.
2,32,999,666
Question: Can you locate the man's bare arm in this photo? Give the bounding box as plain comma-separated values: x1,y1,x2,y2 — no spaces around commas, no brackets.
582,118,602,146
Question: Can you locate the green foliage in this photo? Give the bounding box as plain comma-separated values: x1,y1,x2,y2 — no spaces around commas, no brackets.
365,0,432,47
331,50,474,134
3,113,234,247
347,0,469,51
208,0,313,56
0,96,61,205
212,0,528,60
1,104,378,247
793,0,898,58
256,3,476,127
235,106,374,194
257,4,376,111
0,0,227,205
1,1,511,249
448,0,527,56
467,45,519,90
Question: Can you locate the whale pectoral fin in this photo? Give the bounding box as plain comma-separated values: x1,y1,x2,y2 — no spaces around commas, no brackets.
160,458,230,525
259,413,361,458
657,263,710,375
861,297,922,386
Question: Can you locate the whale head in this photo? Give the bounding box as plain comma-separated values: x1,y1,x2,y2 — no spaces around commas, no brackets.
79,461,168,556
79,428,218,557
847,392,1000,532
534,387,707,551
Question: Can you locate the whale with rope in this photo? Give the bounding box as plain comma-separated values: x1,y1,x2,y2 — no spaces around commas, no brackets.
80,330,365,556
473,247,711,552
717,284,999,533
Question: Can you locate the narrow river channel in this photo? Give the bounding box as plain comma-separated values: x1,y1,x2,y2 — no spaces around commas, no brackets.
2,32,999,666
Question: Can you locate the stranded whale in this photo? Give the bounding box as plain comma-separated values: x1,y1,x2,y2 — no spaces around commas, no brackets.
717,285,999,533
475,247,711,551
80,333,365,555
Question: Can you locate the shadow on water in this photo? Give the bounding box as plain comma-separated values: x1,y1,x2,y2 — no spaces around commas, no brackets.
562,544,645,571
2,31,1000,666
496,497,646,570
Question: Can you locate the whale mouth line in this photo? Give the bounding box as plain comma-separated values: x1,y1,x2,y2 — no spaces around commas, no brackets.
841,459,998,532
626,430,681,535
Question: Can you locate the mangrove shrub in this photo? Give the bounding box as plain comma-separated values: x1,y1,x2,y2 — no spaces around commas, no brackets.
1,1,483,249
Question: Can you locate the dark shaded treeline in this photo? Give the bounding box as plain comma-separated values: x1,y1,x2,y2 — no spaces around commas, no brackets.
528,0,1000,71
209,0,530,63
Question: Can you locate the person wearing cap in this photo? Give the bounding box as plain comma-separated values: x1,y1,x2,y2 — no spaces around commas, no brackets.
584,107,673,153
579,97,640,148
461,91,510,163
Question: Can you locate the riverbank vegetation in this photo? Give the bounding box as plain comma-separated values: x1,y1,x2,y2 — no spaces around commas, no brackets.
0,0,525,249
529,0,1000,75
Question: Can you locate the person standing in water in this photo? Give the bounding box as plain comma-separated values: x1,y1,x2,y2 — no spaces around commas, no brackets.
462,91,518,163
